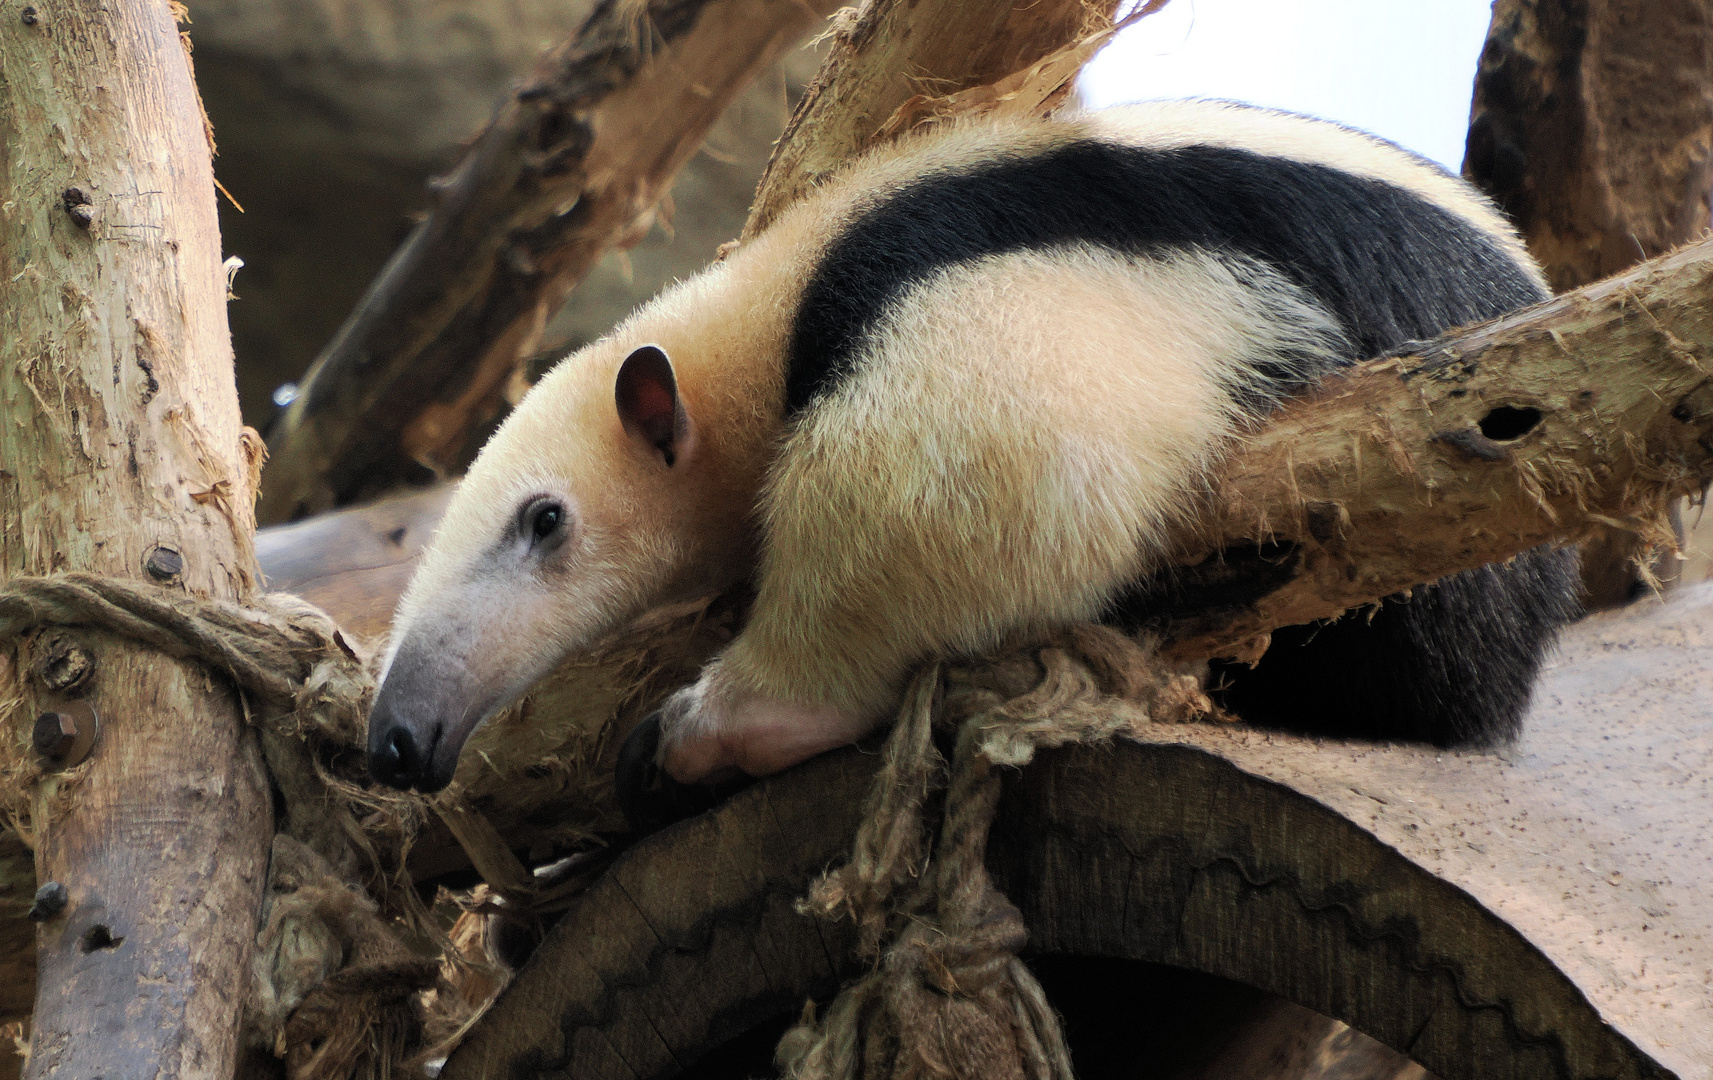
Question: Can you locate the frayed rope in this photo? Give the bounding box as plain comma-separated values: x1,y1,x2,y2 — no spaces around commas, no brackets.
777,624,1212,1080
0,572,374,744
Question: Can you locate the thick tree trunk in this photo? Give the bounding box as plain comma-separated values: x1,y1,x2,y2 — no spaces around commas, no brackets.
0,2,272,1076
256,0,841,524
1465,0,1713,606
1465,0,1713,293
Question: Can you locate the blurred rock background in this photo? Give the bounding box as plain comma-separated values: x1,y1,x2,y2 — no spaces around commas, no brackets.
187,0,822,433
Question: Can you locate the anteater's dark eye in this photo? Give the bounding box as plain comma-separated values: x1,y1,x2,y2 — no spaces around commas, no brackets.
523,499,566,547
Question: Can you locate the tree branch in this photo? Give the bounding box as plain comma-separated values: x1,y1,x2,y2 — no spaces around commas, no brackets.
1152,236,1713,662
1464,0,1713,608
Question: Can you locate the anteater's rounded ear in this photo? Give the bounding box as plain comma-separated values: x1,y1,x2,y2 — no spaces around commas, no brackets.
615,345,689,467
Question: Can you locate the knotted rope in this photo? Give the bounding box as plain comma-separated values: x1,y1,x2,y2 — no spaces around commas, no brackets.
777,624,1212,1080
0,572,372,743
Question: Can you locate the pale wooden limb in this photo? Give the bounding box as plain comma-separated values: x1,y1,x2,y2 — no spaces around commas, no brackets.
1465,0,1713,608
1155,235,1713,664
0,0,272,1074
256,0,842,524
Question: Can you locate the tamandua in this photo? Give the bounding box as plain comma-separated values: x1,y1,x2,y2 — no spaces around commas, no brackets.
366,100,1582,800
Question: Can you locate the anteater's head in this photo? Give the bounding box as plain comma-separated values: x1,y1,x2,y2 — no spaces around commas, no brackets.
364,262,788,792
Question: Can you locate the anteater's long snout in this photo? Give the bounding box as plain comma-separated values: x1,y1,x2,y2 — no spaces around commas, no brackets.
365,640,487,793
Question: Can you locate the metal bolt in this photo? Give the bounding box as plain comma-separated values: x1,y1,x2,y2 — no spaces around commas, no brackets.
144,546,183,581
32,702,98,768
33,712,76,761
20,6,37,25
28,882,67,921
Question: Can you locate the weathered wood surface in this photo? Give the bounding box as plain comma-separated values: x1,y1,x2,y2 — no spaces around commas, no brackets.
0,832,33,1080
444,583,1713,1080
0,0,272,1074
1464,0,1713,608
256,0,841,523
1466,0,1713,295
255,483,455,648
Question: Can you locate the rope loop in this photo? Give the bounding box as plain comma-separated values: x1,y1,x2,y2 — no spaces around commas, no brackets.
0,571,377,744
780,625,1212,1080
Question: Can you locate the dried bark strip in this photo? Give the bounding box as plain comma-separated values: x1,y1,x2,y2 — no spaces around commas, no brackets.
257,0,841,523
0,0,272,1075
1154,235,1713,663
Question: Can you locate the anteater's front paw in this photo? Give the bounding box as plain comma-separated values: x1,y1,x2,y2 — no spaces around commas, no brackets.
656,670,885,784
613,710,751,834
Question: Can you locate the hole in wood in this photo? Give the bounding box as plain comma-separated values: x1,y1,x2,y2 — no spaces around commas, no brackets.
1477,405,1542,442
80,924,123,953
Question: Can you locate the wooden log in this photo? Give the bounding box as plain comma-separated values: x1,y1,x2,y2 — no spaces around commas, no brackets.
0,0,272,1075
255,483,456,648
189,0,602,433
256,0,842,524
1152,234,1713,663
442,584,1713,1080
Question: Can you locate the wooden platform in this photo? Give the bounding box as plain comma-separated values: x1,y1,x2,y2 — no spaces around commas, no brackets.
442,585,1713,1080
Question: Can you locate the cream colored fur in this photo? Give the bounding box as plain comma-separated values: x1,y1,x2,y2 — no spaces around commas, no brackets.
380,99,1534,785
655,247,1341,777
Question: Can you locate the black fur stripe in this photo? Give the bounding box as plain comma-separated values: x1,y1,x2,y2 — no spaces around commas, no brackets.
787,140,1547,414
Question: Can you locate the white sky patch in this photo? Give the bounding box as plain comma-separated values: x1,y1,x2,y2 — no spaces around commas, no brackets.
1080,0,1496,172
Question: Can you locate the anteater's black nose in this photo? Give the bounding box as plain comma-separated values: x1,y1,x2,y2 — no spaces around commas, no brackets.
369,723,423,790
